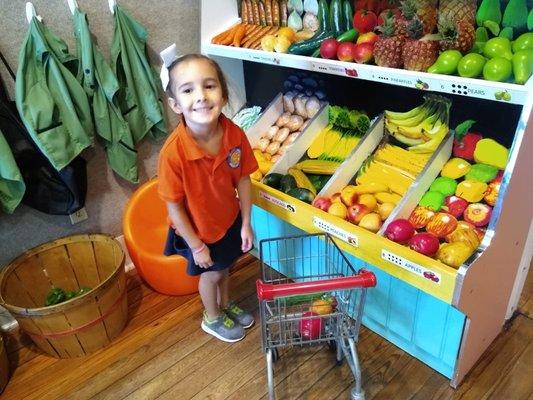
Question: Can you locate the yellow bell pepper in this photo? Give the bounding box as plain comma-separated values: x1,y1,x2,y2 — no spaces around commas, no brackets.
456,180,488,203
441,158,471,179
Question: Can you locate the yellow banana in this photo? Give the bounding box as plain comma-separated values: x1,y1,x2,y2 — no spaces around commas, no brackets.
384,105,425,120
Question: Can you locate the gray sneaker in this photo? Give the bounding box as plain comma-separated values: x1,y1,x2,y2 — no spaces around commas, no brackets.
224,302,254,328
201,311,245,343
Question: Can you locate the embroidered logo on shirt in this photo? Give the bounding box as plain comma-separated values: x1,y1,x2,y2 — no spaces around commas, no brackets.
227,147,241,168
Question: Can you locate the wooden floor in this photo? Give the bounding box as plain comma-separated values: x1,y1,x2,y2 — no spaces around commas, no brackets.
1,256,532,400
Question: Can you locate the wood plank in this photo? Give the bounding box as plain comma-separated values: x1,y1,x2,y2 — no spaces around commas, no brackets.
65,241,101,289
1,259,532,400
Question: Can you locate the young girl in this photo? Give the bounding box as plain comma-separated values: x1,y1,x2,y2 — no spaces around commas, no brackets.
158,52,258,343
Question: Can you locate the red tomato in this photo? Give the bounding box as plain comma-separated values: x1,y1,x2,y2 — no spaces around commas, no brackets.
299,311,323,340
353,9,378,33
354,0,381,14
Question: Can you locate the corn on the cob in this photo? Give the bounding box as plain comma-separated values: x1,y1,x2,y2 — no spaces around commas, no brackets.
294,159,340,175
287,168,317,195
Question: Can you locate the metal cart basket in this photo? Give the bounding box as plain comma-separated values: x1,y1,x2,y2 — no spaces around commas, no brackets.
256,233,377,400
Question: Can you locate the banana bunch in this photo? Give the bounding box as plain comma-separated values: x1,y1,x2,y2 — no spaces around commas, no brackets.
385,94,452,153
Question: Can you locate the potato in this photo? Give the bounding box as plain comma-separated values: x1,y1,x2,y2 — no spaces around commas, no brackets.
256,137,270,152
276,112,291,127
264,125,279,140
274,127,290,142
265,141,281,155
287,115,304,131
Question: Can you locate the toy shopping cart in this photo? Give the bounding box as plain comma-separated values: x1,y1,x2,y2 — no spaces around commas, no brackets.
256,233,376,400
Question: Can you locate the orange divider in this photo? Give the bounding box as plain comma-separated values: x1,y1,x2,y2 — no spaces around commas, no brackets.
123,178,199,295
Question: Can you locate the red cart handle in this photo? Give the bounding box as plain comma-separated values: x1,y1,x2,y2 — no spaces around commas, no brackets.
256,269,376,301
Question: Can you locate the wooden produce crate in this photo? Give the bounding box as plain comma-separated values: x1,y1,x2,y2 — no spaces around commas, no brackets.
0,234,127,358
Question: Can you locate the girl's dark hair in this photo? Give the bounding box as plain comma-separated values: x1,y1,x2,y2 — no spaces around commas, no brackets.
166,54,229,101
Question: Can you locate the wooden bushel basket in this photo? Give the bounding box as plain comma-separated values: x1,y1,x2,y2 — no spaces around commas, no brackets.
0,234,128,358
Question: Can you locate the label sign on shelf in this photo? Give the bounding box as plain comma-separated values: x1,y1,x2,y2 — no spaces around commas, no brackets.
382,250,441,284
259,191,296,213
313,217,359,247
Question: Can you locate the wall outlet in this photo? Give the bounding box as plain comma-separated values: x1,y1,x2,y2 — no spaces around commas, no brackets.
69,207,88,225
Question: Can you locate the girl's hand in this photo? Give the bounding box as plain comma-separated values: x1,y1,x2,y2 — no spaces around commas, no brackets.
193,245,214,269
241,222,254,252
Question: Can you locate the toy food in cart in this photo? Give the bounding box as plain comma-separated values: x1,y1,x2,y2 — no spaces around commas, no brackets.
299,311,323,340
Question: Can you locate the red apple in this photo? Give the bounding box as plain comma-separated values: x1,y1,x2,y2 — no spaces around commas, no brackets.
353,43,374,64
320,38,340,60
337,42,356,62
312,196,332,212
353,9,378,33
408,233,440,257
409,206,435,229
320,38,339,60
356,31,378,46
426,212,458,238
445,196,469,218
463,203,492,227
347,203,371,224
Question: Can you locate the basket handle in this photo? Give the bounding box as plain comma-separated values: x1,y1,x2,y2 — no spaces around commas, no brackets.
256,269,376,301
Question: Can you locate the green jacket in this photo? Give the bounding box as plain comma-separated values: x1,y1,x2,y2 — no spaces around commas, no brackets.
73,9,138,183
111,5,166,144
0,129,25,214
15,17,94,171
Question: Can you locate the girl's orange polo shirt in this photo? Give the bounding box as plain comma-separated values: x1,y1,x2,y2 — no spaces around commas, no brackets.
157,114,258,244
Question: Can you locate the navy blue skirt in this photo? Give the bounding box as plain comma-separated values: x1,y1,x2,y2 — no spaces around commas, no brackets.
163,214,244,276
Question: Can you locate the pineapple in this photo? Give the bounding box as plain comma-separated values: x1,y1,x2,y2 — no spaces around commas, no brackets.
396,0,438,37
402,17,439,71
438,17,476,53
375,11,407,68
438,0,476,25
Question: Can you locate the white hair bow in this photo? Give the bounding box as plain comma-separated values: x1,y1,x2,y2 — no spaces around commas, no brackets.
160,43,180,91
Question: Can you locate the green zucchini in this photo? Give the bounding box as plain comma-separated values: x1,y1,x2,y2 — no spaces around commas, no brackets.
286,187,316,203
263,173,284,189
328,0,344,36
280,174,298,193
341,0,353,32
281,292,325,305
288,30,335,55
317,0,330,31
337,28,358,42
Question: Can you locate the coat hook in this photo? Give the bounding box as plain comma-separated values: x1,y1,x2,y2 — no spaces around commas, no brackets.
25,2,36,24
108,0,116,14
67,0,78,15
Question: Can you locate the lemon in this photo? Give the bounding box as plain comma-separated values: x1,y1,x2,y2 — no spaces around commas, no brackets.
261,35,277,52
277,27,296,43
274,35,291,53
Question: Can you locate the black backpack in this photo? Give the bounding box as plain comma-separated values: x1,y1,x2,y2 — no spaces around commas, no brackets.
0,51,87,216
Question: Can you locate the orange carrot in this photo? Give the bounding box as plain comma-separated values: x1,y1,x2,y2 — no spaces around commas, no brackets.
232,24,248,47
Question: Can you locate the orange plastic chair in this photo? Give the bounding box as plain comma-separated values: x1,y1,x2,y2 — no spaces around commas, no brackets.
123,178,199,295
